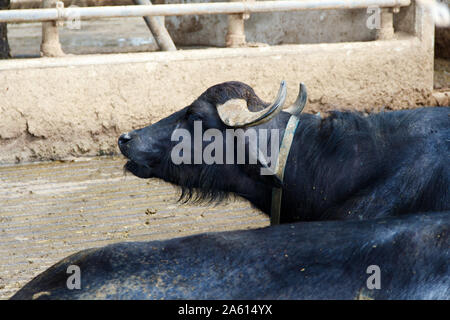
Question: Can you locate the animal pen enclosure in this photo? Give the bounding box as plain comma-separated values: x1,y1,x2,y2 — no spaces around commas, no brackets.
0,0,447,299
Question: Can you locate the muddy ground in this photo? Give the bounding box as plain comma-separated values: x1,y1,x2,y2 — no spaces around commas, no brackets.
0,156,268,299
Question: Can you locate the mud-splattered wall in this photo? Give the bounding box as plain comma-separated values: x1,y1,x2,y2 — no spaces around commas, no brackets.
0,2,436,164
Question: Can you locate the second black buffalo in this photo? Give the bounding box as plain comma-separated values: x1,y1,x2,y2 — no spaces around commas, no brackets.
11,212,449,300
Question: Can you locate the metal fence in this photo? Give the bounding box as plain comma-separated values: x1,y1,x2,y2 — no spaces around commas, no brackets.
0,0,411,56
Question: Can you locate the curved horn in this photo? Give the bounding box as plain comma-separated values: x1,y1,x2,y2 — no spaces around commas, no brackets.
284,82,307,117
217,81,287,128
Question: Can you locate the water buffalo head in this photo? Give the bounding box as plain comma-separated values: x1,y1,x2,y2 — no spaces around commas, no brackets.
118,81,306,203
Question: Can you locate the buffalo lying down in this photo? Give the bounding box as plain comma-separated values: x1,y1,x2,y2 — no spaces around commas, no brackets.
119,81,449,222
11,212,449,300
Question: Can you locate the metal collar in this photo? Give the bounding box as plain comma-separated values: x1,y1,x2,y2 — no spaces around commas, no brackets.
270,115,300,225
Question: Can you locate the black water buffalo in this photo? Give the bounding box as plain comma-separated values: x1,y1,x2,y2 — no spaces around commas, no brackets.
11,212,449,300
119,81,449,223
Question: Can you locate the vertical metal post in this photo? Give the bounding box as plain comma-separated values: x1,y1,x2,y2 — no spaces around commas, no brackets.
376,8,395,39
226,0,253,47
133,0,176,51
40,0,64,57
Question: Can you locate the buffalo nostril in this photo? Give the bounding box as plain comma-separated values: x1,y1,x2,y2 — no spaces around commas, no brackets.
119,133,132,145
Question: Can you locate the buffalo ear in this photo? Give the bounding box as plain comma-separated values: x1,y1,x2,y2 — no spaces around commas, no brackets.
259,173,283,188
236,138,284,188
255,149,284,188
240,162,284,189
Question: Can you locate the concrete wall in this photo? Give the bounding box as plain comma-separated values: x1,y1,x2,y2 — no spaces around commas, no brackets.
10,0,132,8
436,27,450,59
8,18,161,57
11,0,377,47
160,0,377,47
0,1,435,164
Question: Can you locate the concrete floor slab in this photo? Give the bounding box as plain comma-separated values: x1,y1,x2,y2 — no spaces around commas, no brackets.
0,156,267,299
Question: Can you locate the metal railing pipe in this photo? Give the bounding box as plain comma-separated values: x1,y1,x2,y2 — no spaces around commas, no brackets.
226,0,252,47
133,0,176,51
0,0,412,23
40,0,64,57
376,8,395,39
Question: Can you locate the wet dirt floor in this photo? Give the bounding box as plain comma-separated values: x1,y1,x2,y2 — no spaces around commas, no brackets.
0,156,268,299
